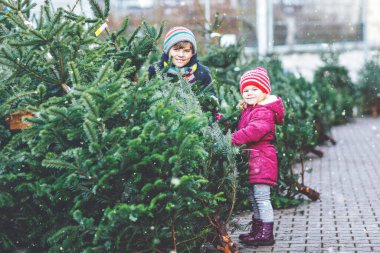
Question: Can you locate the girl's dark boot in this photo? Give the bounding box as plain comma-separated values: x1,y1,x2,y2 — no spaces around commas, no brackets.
238,216,262,241
242,222,275,246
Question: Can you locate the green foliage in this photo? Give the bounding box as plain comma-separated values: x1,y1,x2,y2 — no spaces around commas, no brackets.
357,54,380,114
313,50,357,126
0,1,238,252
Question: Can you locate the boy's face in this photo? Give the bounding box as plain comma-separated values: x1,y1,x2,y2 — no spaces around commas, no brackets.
242,85,267,105
168,42,193,68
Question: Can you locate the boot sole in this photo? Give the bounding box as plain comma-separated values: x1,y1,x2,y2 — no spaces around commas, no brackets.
239,233,255,241
239,235,253,241
244,239,275,246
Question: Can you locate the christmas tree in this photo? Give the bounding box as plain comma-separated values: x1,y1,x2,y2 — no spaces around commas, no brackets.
0,0,238,252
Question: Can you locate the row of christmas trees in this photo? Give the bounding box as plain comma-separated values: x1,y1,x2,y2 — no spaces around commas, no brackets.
0,0,358,252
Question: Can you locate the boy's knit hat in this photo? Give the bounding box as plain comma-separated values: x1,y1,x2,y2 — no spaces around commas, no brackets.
239,67,271,94
163,26,197,54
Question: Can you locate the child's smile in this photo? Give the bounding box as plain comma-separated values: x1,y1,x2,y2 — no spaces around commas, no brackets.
243,85,267,105
169,42,193,68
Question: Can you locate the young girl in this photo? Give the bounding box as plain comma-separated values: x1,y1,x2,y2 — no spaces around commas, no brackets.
231,67,285,246
148,26,212,87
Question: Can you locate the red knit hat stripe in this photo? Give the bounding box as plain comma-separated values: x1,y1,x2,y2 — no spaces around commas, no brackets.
242,75,270,91
164,26,193,40
240,67,271,94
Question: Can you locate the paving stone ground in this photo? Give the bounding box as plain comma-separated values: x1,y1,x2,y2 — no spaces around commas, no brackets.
230,117,380,253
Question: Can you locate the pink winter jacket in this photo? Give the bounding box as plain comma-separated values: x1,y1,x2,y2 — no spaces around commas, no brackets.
231,97,285,186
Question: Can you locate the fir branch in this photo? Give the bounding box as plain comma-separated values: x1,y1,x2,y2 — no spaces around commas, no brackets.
20,2,37,14
0,192,15,208
141,21,150,36
116,17,129,37
8,39,46,47
58,47,65,81
82,93,99,118
94,61,112,86
23,116,45,126
126,25,141,47
112,59,133,81
42,159,78,170
156,22,164,40
164,84,178,108
88,0,103,19
37,5,44,29
43,3,51,22
86,89,104,100
2,91,38,105
4,11,28,29
83,119,98,144
85,114,103,127
103,0,110,17
70,0,81,12
103,100,124,120
47,8,63,34
47,225,80,244
63,10,98,23
47,106,67,119
48,19,66,38
0,0,16,10
29,28,47,40
17,10,32,28
68,61,81,87
1,48,59,84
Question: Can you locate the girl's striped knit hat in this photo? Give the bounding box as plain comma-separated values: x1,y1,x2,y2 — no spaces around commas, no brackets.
239,67,271,94
163,26,197,54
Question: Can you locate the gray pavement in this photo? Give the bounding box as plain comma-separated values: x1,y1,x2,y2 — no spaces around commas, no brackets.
230,116,380,253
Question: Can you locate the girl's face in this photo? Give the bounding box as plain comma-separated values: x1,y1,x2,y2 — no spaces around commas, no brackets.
169,42,193,68
242,85,267,105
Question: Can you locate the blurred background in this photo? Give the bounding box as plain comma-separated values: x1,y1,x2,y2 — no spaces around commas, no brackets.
33,0,380,81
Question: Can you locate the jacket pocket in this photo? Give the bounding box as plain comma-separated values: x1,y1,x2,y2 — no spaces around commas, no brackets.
248,150,262,175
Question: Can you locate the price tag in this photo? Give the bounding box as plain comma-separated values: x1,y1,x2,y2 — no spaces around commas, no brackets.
95,22,108,36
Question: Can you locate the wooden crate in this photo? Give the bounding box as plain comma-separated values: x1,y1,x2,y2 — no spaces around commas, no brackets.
5,110,34,130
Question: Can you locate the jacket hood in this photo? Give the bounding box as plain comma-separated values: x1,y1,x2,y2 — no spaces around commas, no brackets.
263,97,285,125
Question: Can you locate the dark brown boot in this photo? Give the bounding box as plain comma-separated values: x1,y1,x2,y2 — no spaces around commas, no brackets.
242,222,275,246
238,217,262,241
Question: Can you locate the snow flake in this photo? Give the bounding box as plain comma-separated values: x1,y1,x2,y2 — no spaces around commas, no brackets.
171,177,180,186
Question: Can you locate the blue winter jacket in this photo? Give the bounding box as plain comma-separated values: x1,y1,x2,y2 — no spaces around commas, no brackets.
148,53,212,88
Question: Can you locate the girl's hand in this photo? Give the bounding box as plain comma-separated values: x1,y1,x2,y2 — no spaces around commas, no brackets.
236,100,247,110
215,113,223,121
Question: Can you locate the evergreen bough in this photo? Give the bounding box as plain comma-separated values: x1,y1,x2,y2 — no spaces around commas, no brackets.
0,1,238,252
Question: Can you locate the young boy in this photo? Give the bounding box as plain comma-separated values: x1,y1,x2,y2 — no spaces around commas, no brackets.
148,26,212,87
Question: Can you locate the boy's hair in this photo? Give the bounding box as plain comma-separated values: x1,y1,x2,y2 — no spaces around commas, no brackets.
171,41,194,54
163,26,197,54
